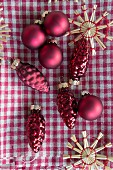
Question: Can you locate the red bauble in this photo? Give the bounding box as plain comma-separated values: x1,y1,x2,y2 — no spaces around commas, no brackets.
43,11,69,37
57,82,78,129
78,91,103,121
11,59,49,92
21,24,46,49
26,105,45,153
69,38,89,85
39,42,63,69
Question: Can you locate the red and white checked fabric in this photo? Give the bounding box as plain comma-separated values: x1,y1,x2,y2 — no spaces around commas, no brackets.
0,0,113,169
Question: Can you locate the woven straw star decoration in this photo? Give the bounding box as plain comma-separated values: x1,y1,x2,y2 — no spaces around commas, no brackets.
63,131,113,170
65,0,113,55
0,3,11,64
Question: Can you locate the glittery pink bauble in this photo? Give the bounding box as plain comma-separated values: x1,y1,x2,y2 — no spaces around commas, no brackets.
43,11,69,37
39,43,63,69
26,107,45,153
21,24,46,49
78,95,103,121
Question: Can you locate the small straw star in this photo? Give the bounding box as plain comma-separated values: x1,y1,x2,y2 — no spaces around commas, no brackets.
65,0,113,55
0,3,11,64
63,131,113,170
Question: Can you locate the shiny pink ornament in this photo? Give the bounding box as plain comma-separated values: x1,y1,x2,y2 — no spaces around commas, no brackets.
69,38,89,85
57,82,78,129
26,105,45,153
39,42,63,69
21,24,46,49
78,91,103,121
11,59,49,92
43,11,69,37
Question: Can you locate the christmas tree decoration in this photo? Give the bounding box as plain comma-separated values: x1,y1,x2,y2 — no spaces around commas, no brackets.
0,3,11,50
43,11,69,37
11,59,49,92
65,0,113,55
21,24,46,50
26,105,45,153
69,38,89,85
39,40,63,69
63,131,113,170
57,81,78,129
78,91,103,121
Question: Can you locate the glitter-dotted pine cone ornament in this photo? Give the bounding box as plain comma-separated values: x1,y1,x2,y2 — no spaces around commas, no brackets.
0,3,11,64
11,59,49,93
63,131,113,170
69,38,89,85
66,0,113,55
57,82,78,129
26,105,45,153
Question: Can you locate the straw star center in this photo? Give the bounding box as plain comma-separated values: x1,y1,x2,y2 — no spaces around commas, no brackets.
80,21,96,38
81,147,96,165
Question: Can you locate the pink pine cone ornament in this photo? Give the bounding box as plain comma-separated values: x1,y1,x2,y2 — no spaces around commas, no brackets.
69,38,89,85
26,105,45,153
57,82,78,129
11,59,49,92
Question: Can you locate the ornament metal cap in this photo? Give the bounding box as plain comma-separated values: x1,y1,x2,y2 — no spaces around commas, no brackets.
81,90,90,96
69,79,80,86
11,59,20,70
42,11,49,19
48,39,57,45
34,20,43,25
58,82,69,89
30,105,41,110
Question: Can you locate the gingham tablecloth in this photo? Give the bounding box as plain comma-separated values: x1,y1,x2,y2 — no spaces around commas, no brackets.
0,0,113,169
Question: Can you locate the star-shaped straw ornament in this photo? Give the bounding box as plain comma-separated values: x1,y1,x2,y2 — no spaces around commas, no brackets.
0,3,11,64
65,0,113,55
48,0,78,3
63,131,113,170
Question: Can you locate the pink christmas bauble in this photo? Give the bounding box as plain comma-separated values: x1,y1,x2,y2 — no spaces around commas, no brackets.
39,43,63,69
78,94,103,121
43,11,69,37
21,24,46,49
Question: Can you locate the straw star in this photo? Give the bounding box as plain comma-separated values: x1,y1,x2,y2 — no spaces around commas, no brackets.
0,3,11,64
0,3,11,50
63,131,113,170
65,0,113,55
